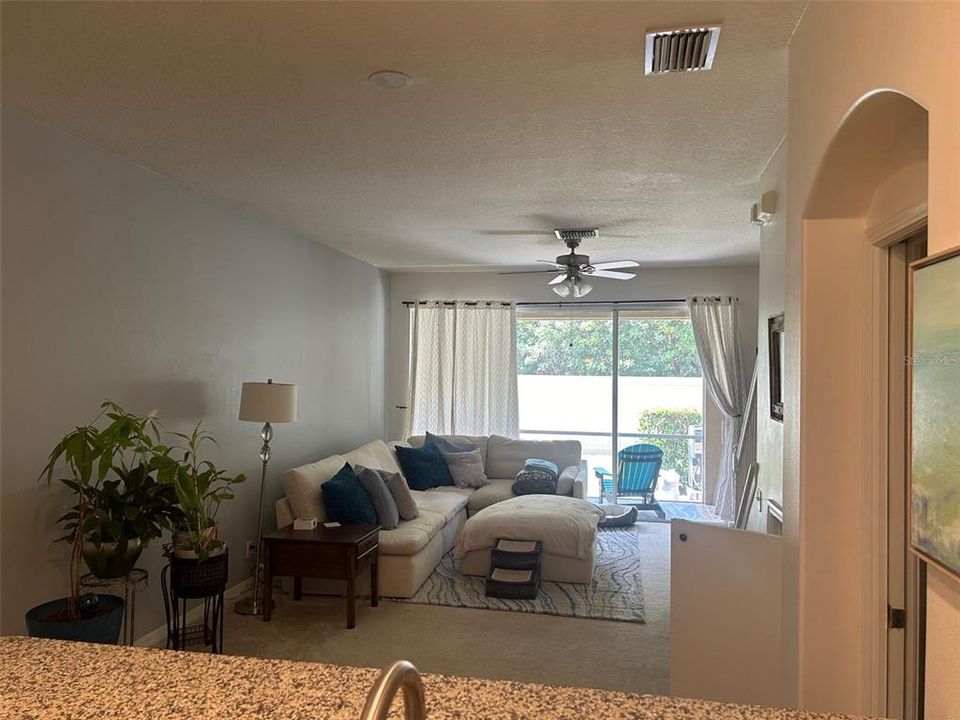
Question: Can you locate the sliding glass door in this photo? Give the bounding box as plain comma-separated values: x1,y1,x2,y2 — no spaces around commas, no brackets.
517,303,704,503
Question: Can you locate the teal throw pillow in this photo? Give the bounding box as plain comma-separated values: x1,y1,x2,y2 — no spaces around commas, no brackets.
322,463,377,525
395,443,453,490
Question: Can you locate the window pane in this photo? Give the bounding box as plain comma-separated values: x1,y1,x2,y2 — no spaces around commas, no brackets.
617,315,704,502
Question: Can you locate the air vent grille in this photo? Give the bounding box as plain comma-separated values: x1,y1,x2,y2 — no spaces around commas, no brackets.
645,26,721,75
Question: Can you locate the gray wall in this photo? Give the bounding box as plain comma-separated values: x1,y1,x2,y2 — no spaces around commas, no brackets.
0,109,389,636
747,141,786,533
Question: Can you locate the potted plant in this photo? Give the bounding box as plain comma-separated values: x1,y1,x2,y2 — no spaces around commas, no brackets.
164,422,246,561
39,401,179,578
27,401,177,643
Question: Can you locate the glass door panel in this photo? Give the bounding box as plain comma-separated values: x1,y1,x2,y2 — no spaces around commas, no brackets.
517,310,612,501
616,309,705,503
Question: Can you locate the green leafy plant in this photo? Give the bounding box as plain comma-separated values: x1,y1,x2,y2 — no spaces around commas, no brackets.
39,401,180,617
162,422,246,560
636,407,703,492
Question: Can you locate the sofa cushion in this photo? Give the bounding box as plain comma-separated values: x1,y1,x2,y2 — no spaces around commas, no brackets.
410,489,469,523
280,454,348,522
383,470,419,521
355,466,400,530
343,439,403,476
485,435,581,479
378,510,446,556
467,478,516,514
395,443,453,490
408,434,489,469
321,463,377,525
425,431,476,454
556,464,580,496
442,449,489,489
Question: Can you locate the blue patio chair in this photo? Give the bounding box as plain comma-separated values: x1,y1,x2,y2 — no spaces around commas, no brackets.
594,443,665,518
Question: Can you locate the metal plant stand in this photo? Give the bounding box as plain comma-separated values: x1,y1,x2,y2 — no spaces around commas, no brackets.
161,550,228,654
79,568,149,646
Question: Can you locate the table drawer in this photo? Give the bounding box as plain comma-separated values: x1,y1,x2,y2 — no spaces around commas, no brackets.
356,533,379,561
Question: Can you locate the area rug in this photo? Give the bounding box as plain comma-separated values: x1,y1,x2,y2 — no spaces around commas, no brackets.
391,526,645,623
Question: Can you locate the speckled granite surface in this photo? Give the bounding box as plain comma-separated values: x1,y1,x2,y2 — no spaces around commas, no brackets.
0,636,868,720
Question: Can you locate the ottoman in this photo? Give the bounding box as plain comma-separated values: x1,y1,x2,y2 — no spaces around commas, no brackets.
454,495,603,584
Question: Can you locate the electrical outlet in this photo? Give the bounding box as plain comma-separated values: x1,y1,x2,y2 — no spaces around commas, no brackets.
245,540,257,559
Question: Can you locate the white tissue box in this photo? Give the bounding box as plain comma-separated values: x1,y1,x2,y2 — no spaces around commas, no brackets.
293,517,318,531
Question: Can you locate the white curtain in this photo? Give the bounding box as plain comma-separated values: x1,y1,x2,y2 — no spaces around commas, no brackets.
686,296,745,523
405,301,519,438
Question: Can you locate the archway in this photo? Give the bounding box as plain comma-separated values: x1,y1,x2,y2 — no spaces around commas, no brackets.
799,90,928,717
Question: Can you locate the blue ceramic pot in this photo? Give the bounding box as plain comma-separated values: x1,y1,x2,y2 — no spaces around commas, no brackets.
25,594,124,644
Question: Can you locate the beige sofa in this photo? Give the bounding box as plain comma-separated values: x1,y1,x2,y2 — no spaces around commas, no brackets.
275,434,586,598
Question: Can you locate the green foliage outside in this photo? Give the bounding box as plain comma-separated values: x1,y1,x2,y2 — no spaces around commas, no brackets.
636,407,703,491
517,318,701,377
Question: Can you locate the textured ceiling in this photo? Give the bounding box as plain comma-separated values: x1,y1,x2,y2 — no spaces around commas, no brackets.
1,1,804,270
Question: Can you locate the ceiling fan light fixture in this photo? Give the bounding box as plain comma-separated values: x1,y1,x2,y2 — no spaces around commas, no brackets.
552,279,573,298
572,278,593,298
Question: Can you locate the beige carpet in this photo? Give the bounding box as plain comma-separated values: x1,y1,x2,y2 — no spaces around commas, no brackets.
224,522,670,696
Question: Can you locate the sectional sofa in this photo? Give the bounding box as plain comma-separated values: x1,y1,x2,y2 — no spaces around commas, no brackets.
275,434,586,597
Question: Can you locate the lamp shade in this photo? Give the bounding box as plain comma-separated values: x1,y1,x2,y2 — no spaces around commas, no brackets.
239,380,297,423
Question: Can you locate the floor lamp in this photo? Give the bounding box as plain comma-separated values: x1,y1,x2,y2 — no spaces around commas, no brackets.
235,378,297,615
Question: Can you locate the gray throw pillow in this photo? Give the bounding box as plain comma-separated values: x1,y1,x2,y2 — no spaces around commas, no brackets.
354,465,400,530
441,449,489,489
426,431,477,455
382,470,419,521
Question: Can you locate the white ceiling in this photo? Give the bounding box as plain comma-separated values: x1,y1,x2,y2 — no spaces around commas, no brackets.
1,1,804,271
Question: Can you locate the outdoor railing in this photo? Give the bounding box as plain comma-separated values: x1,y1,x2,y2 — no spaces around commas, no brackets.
518,428,704,500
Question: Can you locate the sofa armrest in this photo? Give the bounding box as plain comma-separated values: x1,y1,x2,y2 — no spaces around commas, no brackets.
275,497,295,529
572,459,588,500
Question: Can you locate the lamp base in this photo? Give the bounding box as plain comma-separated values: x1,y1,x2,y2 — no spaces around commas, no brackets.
233,595,267,616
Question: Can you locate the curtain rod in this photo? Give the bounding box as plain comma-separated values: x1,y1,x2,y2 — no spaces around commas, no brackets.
400,297,736,307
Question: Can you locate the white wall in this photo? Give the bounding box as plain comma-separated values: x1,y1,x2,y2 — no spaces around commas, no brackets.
748,141,787,534
786,2,960,714
388,266,759,506
0,109,389,636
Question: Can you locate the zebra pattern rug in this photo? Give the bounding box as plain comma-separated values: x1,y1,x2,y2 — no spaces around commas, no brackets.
391,526,645,623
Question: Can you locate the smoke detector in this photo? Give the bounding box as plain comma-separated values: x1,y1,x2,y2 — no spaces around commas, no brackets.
645,26,721,75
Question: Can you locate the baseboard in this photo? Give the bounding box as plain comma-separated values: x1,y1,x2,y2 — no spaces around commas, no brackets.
135,577,253,648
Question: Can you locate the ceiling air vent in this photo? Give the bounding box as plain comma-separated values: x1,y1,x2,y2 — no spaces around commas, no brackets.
645,26,721,75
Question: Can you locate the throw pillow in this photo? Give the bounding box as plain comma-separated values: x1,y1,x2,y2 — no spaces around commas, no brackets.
383,470,419,520
354,465,401,530
441,449,489,489
425,431,478,455
512,458,560,496
395,443,453,490
321,463,377,525
556,465,579,496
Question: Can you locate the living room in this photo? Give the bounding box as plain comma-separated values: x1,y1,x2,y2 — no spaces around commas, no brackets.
1,2,958,720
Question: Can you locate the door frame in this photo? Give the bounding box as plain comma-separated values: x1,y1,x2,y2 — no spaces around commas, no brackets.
861,205,927,718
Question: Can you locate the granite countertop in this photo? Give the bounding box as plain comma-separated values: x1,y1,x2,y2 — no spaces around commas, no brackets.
0,636,867,720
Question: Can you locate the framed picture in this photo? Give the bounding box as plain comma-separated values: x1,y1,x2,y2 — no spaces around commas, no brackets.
909,245,960,580
768,313,784,422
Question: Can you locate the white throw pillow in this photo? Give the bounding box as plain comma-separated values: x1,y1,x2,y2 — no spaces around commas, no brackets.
556,465,579,496
442,449,490,489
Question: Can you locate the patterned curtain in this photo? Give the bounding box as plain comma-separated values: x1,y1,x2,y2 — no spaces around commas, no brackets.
405,301,519,438
686,296,745,523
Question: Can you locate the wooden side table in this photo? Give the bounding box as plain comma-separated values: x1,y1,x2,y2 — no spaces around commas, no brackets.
261,523,380,629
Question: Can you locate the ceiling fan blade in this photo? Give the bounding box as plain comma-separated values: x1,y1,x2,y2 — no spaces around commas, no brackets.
591,260,639,270
590,270,636,280
548,274,568,285
498,269,563,275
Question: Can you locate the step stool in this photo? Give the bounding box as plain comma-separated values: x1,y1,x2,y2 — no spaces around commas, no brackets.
485,539,542,599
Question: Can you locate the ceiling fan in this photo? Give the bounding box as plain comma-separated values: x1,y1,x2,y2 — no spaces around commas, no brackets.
499,229,639,298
